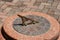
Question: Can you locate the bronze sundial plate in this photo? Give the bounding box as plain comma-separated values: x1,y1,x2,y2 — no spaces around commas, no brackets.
3,12,60,40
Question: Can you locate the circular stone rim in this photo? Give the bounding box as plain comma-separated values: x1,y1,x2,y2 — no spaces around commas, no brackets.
3,12,60,40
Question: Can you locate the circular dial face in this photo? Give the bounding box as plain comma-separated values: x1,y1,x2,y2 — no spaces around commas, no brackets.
13,15,50,36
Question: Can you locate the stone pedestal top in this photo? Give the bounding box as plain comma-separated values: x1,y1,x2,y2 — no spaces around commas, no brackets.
3,12,60,40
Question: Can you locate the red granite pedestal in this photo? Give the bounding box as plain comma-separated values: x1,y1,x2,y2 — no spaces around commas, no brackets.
2,12,60,40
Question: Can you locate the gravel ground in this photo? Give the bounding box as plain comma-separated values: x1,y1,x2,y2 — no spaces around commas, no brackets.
0,0,60,24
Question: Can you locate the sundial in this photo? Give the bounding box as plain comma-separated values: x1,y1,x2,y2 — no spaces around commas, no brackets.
1,12,60,40
13,14,50,36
